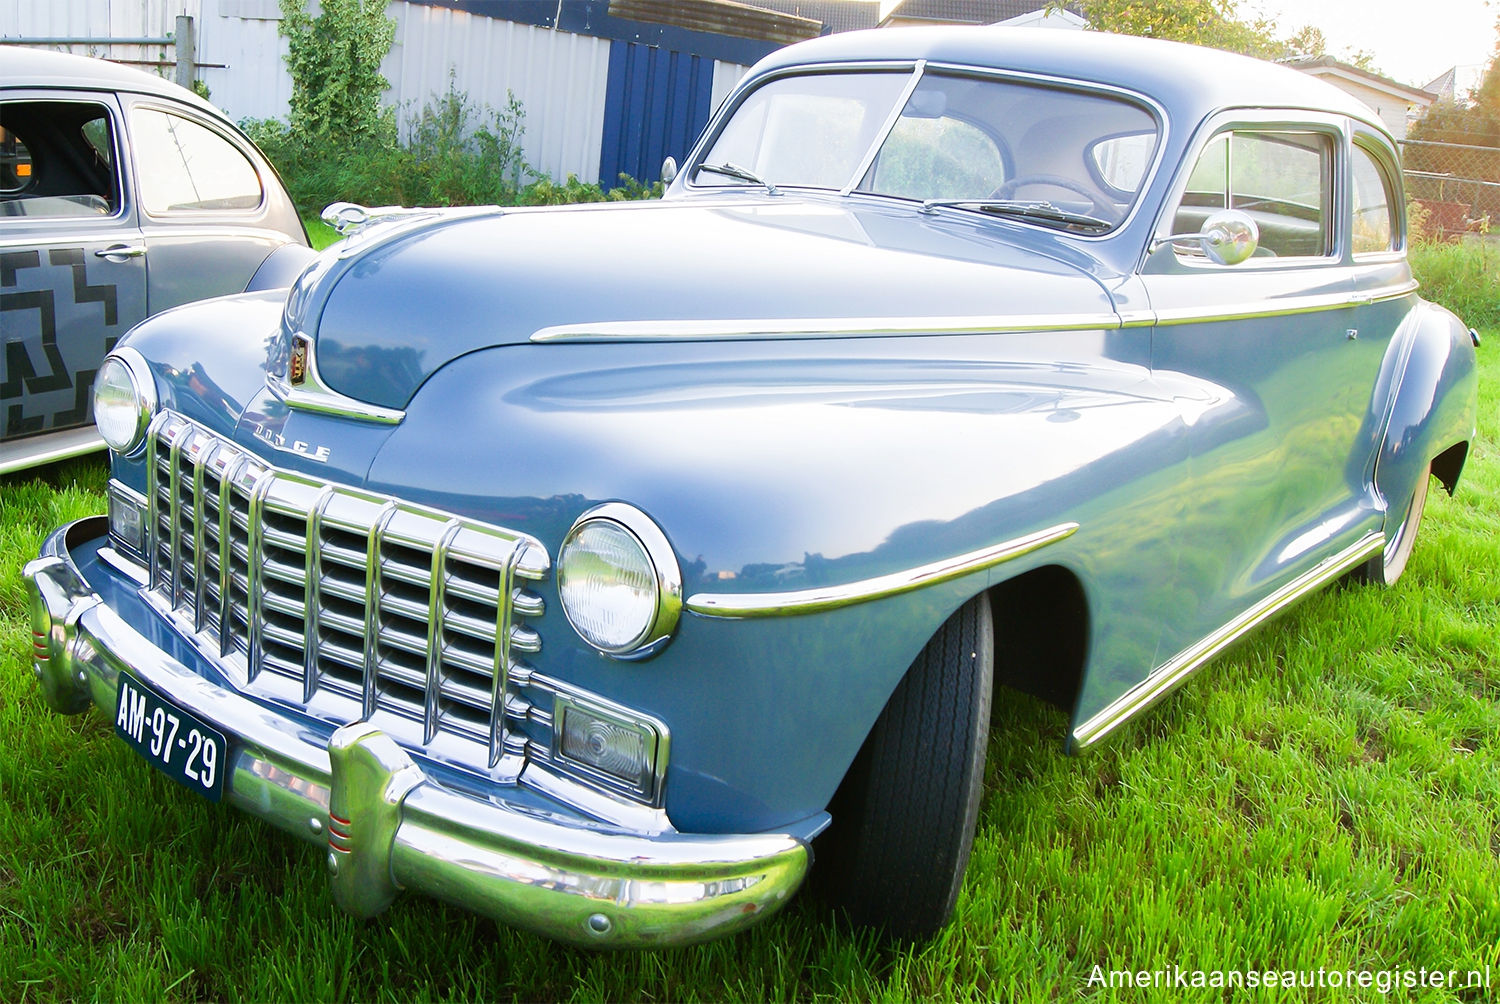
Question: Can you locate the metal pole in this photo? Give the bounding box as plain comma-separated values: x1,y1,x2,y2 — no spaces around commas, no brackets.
174,15,196,89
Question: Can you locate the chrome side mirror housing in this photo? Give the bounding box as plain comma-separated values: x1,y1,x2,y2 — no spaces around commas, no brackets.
1154,209,1260,265
661,157,678,185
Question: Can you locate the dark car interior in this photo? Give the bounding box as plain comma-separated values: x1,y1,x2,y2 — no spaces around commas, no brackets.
0,100,119,217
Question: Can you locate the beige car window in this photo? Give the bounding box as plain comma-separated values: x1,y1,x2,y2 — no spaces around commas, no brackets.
131,108,261,214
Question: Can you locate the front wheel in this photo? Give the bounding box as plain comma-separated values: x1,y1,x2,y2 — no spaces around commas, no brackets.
816,592,994,938
1356,462,1432,586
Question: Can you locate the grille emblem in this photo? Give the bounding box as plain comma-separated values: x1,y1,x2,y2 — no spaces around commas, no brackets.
289,336,309,385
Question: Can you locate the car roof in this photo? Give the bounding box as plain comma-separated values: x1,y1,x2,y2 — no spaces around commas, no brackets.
0,47,229,122
749,26,1387,137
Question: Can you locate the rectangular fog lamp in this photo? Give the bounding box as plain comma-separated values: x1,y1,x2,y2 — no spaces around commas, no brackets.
556,696,660,799
107,481,148,560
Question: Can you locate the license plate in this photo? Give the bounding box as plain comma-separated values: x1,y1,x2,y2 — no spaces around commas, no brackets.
114,672,227,802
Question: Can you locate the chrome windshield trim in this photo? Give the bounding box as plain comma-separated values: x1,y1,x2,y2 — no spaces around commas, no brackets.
1070,530,1383,750
532,314,1122,343
840,60,926,197
685,522,1078,618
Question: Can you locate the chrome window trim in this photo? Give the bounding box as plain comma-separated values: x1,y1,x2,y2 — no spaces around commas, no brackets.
682,60,923,197
683,59,1168,241
840,60,927,197
686,521,1078,618
0,91,131,224
1070,530,1383,750
125,98,269,219
1144,112,1348,272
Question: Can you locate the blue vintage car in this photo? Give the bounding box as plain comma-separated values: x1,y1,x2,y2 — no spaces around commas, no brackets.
0,49,311,474
25,27,1478,946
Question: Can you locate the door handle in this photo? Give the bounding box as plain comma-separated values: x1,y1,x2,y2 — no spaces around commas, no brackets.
95,244,146,261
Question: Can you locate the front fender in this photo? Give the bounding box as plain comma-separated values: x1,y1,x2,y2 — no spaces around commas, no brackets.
363,331,1193,832
1377,299,1478,507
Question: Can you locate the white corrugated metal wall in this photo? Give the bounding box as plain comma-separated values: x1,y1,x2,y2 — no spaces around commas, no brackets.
711,59,748,115
0,0,204,75
386,2,610,184
196,0,291,124
2,2,746,185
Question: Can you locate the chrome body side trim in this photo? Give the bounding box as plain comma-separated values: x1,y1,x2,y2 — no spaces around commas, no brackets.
0,426,105,475
25,523,807,947
686,522,1079,618
1118,280,1420,329
1070,530,1383,750
532,315,1122,343
530,279,1421,343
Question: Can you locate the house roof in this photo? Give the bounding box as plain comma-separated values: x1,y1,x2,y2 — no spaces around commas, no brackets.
880,1,1080,25
742,1,881,34
608,0,825,45
1280,55,1437,106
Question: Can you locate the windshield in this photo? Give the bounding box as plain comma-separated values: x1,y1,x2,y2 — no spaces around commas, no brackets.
695,70,1161,232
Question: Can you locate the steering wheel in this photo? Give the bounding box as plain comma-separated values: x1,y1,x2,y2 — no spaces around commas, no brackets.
992,174,1108,215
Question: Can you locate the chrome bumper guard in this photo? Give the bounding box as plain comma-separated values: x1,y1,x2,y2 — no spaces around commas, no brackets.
26,518,809,948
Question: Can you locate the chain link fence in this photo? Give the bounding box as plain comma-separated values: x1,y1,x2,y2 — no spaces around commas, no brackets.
1399,133,1499,240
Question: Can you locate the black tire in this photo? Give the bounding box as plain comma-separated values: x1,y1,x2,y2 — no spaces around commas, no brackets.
1356,462,1432,586
816,592,994,938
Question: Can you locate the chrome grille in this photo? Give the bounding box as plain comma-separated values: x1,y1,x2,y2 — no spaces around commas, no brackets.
147,412,551,773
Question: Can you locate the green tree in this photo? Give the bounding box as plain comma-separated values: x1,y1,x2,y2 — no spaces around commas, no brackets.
1056,0,1381,70
278,0,397,146
1055,0,1281,56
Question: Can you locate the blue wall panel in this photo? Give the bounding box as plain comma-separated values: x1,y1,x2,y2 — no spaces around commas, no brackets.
600,40,716,185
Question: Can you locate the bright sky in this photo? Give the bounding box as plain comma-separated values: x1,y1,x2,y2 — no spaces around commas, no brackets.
1243,0,1493,88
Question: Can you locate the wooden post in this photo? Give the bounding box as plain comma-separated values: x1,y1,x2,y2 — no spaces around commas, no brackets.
174,15,196,89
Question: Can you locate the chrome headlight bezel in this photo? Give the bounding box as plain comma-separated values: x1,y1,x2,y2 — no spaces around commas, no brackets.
93,347,157,455
557,503,682,659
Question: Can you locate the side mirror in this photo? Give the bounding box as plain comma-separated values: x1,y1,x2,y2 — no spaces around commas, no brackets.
1154,209,1260,265
661,157,678,185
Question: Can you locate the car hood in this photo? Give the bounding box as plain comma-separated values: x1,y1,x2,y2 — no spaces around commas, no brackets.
285,197,1121,411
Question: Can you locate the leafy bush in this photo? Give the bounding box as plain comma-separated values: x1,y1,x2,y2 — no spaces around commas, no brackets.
1409,237,1500,329
279,0,396,147
245,78,659,216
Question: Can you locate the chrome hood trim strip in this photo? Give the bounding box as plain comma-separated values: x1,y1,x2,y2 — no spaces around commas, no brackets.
685,522,1079,618
531,315,1122,343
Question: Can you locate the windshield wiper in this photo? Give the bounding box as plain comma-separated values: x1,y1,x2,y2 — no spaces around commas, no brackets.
920,199,1112,233
696,162,780,196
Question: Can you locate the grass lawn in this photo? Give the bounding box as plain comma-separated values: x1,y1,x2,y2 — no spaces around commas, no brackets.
0,331,1495,1002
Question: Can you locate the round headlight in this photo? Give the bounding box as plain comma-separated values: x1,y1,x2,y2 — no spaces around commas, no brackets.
557,504,682,658
93,349,156,454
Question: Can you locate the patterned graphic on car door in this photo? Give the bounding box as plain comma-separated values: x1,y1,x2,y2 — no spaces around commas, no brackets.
2,242,146,437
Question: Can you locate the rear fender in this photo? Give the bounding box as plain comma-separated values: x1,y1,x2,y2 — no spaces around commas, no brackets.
1375,300,1477,508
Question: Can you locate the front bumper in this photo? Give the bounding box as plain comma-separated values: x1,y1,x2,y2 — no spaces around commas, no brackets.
25,517,809,948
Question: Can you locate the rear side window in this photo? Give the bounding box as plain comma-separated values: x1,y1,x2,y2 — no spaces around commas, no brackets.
1173,130,1333,259
130,107,262,214
1351,144,1397,254
0,101,120,217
